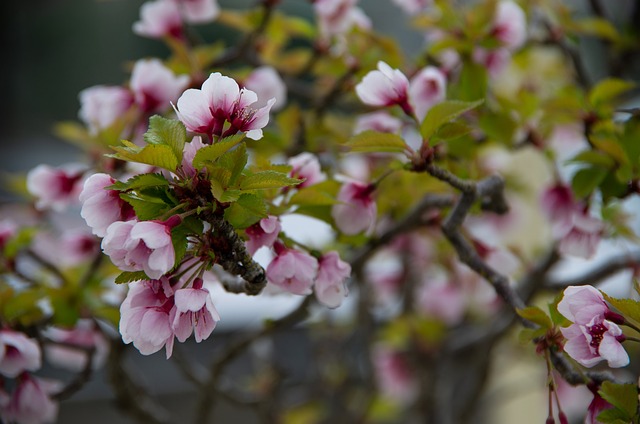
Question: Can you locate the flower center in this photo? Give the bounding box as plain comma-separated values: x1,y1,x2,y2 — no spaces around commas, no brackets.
587,322,607,352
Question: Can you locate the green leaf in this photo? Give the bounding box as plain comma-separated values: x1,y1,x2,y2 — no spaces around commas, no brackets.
192,134,246,169
420,99,484,140
216,142,248,186
571,166,608,198
589,79,636,109
224,194,267,228
110,141,179,171
3,227,36,259
115,271,149,284
434,122,473,141
119,192,169,220
240,170,302,191
568,150,616,169
516,306,552,329
596,408,630,424
601,292,640,324
109,173,169,191
144,115,187,164
171,223,193,268
598,381,639,421
456,62,487,102
569,18,620,42
346,131,408,153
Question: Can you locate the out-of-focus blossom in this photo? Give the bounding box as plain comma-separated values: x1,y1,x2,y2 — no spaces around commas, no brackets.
133,0,183,39
180,136,207,177
244,66,287,111
391,0,430,14
331,181,377,235
314,251,351,308
419,280,467,325
0,331,41,378
120,278,176,358
491,1,527,50
558,286,629,368
373,345,418,405
78,86,133,134
102,218,179,280
80,173,135,237
354,111,403,134
44,320,109,372
172,278,220,343
355,61,412,114
0,220,18,251
26,164,85,212
266,243,318,295
245,216,281,256
32,230,99,268
288,153,326,189
0,376,60,424
176,72,276,140
408,66,447,122
314,0,371,40
172,0,220,24
472,47,511,78
130,59,189,114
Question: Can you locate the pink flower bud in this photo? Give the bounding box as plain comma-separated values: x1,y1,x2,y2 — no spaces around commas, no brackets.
492,1,527,50
314,251,351,308
0,330,41,378
355,61,412,115
130,59,189,114
408,66,447,122
133,0,183,39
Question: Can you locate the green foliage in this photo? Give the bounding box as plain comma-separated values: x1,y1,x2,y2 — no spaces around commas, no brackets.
597,382,639,424
108,173,170,192
240,171,302,191
420,100,484,140
589,79,636,110
516,306,552,329
224,193,267,229
346,131,408,153
601,292,640,325
114,271,150,284
144,115,187,163
192,134,246,170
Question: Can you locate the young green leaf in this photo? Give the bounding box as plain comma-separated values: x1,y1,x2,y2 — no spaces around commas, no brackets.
108,173,169,192
420,99,484,140
110,141,179,172
589,79,635,109
516,306,552,329
240,171,302,191
601,292,640,324
346,131,408,154
144,115,187,164
115,271,150,284
192,134,246,169
598,381,639,422
224,193,267,228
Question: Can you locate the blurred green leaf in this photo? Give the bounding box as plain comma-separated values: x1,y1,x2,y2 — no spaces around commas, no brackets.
571,166,608,198
420,100,484,140
346,131,407,153
589,79,635,109
516,306,552,329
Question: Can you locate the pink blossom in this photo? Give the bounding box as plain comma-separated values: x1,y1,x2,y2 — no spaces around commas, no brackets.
557,211,603,259
408,66,447,122
1,376,60,424
78,85,133,134
44,320,109,372
355,61,412,115
172,0,220,24
419,280,467,325
244,66,287,112
0,220,18,251
266,243,318,295
245,216,281,256
391,0,430,14
314,251,351,308
372,345,417,404
491,1,527,50
32,230,99,268
133,0,183,39
558,286,629,368
314,0,371,40
354,111,403,134
26,164,85,212
541,183,576,232
80,173,135,237
331,181,377,235
172,279,220,343
175,72,276,140
180,136,207,177
472,47,511,77
0,331,41,378
120,278,176,357
102,219,178,279
288,153,326,189
130,59,189,114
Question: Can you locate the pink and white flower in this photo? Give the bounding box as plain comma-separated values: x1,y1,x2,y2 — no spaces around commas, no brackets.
372,345,418,405
491,1,527,50
245,216,281,256
0,330,41,378
172,278,220,343
558,286,629,368
130,59,189,114
244,66,287,112
331,181,377,235
355,61,412,115
172,0,220,24
314,0,371,40
314,251,351,308
102,218,178,279
78,85,133,134
266,243,318,295
354,111,403,134
408,66,447,122
120,278,176,357
44,320,109,372
26,164,85,212
175,72,276,140
32,230,99,268
133,0,183,39
80,173,135,237
418,280,467,325
288,153,326,189
472,47,511,77
0,376,60,424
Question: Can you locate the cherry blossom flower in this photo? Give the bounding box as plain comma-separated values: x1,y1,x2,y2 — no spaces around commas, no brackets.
491,1,527,50
408,66,447,122
172,278,220,343
120,278,177,357
244,66,287,112
245,216,281,256
354,111,403,134
558,286,629,368
288,153,326,189
0,376,60,424
419,280,467,325
372,345,418,404
0,330,41,378
180,136,207,177
78,85,133,134
314,251,351,308
133,0,183,39
26,164,85,212
331,181,377,235
172,0,220,24
130,59,189,114
43,320,109,372
32,230,99,268
391,0,431,14
314,0,371,40
355,61,412,115
472,47,511,77
266,243,318,295
541,183,576,232
80,173,135,237
102,218,179,280
175,72,276,140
